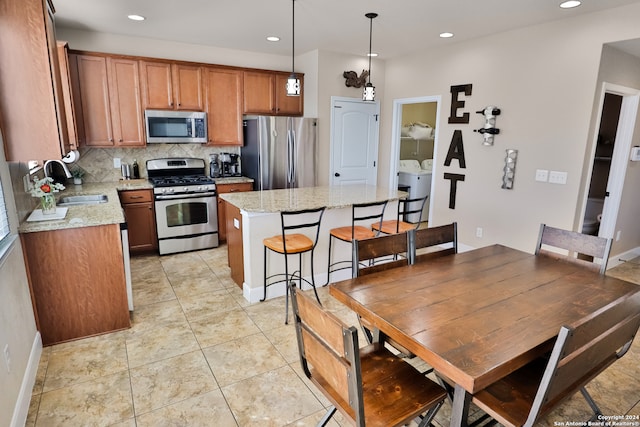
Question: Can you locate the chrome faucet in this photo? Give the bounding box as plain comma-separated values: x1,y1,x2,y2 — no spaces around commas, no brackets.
44,159,72,179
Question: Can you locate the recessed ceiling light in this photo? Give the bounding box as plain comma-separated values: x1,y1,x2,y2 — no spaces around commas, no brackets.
560,1,581,9
266,36,280,42
439,32,454,38
127,14,145,21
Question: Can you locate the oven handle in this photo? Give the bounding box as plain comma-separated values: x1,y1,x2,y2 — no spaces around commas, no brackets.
155,192,217,200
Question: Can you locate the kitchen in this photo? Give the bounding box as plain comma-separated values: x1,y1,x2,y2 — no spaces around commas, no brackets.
3,0,640,425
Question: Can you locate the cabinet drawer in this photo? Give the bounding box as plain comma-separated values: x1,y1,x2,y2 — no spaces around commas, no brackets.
217,182,253,194
119,189,153,204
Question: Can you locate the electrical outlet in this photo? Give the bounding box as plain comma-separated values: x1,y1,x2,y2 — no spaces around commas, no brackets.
548,170,568,184
476,227,483,238
3,344,10,373
113,158,121,168
616,230,622,241
23,174,31,192
535,169,549,182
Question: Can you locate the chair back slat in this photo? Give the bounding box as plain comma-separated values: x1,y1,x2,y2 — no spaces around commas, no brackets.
398,196,429,228
529,292,640,422
411,222,458,264
353,200,388,237
291,286,361,419
353,233,410,277
279,207,325,253
535,224,612,274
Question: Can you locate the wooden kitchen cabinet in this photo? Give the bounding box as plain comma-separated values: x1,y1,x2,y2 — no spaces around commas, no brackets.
225,202,244,288
119,189,158,254
204,67,243,146
243,70,304,116
140,61,204,110
0,0,75,161
216,182,253,242
21,224,130,345
74,54,145,147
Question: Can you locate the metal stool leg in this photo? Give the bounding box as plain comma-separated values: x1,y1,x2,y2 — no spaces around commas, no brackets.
326,234,333,285
284,252,290,324
261,246,268,302
309,249,321,304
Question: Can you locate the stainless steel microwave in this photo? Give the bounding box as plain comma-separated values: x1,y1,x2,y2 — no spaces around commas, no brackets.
144,110,207,143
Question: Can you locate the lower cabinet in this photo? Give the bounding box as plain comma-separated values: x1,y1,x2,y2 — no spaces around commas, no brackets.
119,189,158,254
225,202,244,288
21,224,130,345
216,182,253,242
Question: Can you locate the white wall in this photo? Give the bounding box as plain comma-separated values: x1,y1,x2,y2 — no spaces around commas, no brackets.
381,3,640,253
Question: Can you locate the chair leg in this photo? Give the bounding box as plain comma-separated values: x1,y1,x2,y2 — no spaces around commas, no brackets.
261,246,268,302
284,252,290,325
318,406,337,426
580,387,603,421
416,400,444,427
326,234,333,285
309,249,322,305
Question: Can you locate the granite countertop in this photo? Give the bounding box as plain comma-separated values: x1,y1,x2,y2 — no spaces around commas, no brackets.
18,179,152,234
214,176,254,185
220,185,408,213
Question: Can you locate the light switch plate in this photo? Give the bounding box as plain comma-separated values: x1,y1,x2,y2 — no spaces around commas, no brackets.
535,169,549,182
113,158,121,168
549,170,568,184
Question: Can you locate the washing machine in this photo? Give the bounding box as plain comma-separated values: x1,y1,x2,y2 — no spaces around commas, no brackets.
397,160,432,223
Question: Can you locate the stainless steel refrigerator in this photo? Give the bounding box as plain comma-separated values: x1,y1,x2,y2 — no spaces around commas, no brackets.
241,116,318,190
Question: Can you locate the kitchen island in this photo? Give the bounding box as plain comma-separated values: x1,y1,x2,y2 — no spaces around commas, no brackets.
220,185,407,303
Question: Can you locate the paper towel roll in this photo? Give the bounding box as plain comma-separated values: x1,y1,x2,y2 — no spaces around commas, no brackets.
62,150,80,164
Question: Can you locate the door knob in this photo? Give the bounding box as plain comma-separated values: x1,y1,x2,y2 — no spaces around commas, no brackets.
334,172,341,177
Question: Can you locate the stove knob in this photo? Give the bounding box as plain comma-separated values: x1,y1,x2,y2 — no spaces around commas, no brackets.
184,187,189,193
167,188,174,194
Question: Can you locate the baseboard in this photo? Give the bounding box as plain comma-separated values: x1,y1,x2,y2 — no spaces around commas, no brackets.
11,332,42,427
607,246,640,269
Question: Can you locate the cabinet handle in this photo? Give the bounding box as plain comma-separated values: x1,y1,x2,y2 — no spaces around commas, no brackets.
130,195,143,199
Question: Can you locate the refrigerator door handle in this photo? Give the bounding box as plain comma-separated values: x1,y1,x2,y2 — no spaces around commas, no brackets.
289,129,296,185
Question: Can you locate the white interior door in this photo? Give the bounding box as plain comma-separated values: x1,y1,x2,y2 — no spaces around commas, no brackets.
330,97,380,186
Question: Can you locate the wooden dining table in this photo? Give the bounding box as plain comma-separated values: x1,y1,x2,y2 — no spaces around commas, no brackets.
329,244,640,426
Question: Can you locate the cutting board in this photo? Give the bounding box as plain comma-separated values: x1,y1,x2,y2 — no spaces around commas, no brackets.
27,207,68,222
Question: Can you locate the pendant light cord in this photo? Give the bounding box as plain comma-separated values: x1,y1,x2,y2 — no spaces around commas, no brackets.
291,0,295,74
368,15,372,83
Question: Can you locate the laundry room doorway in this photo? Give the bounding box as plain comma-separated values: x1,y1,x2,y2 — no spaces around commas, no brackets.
390,96,442,225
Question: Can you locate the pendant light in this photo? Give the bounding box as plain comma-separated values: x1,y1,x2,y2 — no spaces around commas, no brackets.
363,12,378,102
286,0,301,96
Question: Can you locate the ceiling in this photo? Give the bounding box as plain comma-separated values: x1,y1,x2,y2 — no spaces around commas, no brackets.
53,0,640,60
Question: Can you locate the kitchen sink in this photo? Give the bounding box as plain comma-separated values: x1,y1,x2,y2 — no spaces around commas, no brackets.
57,194,108,206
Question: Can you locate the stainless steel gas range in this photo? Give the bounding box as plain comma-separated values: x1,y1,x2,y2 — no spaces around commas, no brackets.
147,158,218,255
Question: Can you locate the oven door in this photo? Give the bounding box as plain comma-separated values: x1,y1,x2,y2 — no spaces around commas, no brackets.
154,192,218,254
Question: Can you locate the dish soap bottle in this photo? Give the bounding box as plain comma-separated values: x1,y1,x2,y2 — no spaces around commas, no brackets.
132,159,140,179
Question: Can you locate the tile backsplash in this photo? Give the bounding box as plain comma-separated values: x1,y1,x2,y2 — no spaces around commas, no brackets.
73,144,240,182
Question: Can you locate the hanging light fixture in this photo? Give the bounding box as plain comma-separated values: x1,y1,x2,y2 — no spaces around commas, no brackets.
286,0,301,96
363,12,378,101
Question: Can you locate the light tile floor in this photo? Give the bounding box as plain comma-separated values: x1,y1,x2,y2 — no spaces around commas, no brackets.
26,248,640,426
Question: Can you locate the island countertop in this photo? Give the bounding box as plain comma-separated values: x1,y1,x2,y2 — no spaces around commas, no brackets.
219,184,407,213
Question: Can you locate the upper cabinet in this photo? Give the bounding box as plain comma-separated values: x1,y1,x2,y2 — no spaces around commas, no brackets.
0,0,76,161
74,54,145,147
204,68,243,146
243,70,304,116
140,61,204,111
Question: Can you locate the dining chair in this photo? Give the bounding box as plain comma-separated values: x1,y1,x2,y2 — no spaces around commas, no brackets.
535,223,612,274
262,207,325,324
352,233,414,354
410,222,458,264
326,200,388,284
289,284,446,427
370,195,429,234
470,291,640,427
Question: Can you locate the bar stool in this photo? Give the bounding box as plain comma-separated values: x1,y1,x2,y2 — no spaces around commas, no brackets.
326,200,388,284
262,207,325,324
371,195,428,234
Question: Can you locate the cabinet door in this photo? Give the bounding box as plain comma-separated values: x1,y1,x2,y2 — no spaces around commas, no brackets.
108,58,145,146
216,182,253,242
275,73,304,116
140,61,174,109
205,68,243,146
173,64,203,110
56,41,79,151
75,55,114,146
243,71,275,114
120,190,158,253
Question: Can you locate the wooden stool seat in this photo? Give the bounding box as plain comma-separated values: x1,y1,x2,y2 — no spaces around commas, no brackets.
371,219,415,234
263,234,314,254
329,225,376,242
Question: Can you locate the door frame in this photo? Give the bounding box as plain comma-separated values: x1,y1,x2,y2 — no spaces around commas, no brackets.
581,82,639,243
390,95,442,223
